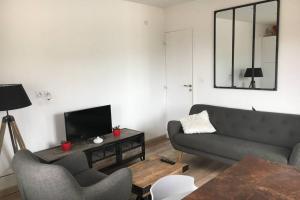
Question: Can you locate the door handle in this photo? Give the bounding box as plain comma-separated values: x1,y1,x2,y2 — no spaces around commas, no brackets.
183,84,192,88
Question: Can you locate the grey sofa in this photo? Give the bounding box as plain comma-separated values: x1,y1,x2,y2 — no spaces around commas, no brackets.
12,150,132,200
168,104,300,166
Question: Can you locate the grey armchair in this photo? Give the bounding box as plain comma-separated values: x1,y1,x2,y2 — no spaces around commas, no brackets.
12,150,132,200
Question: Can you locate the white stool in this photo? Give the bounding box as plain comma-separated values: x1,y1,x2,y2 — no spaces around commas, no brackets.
150,175,197,200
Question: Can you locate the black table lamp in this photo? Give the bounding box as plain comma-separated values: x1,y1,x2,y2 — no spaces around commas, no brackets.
0,84,32,154
244,68,263,88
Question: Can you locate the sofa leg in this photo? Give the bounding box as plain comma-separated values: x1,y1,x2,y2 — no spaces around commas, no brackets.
177,151,183,162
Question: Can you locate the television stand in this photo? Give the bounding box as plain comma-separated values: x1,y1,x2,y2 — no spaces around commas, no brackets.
35,129,145,170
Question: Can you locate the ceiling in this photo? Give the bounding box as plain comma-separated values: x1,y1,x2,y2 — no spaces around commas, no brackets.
125,0,195,8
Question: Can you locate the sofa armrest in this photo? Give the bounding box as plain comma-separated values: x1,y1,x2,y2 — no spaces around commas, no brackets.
168,120,183,140
83,168,132,200
53,151,90,175
289,143,300,166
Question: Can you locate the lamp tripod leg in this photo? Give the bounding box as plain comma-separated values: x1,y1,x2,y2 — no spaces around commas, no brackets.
0,119,7,154
7,121,18,153
249,80,256,89
11,121,26,150
0,116,27,155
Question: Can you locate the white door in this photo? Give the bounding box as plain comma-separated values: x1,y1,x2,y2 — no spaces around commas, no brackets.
165,29,193,126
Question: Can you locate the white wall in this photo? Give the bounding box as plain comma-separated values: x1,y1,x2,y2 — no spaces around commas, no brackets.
0,0,165,189
166,0,300,113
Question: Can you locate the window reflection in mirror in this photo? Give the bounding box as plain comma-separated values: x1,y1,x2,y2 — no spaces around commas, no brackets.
215,10,233,87
255,1,278,89
234,6,254,88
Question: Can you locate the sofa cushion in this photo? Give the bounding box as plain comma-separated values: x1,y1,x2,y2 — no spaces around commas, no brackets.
174,133,291,164
74,169,107,187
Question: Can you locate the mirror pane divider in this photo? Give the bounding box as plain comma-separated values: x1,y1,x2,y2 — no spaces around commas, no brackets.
275,0,280,90
213,11,216,88
232,8,236,88
251,4,256,87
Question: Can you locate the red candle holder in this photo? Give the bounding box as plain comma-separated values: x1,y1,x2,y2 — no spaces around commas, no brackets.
61,141,72,151
113,129,121,137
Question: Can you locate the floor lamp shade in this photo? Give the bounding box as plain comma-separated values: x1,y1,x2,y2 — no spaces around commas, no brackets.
0,84,31,154
244,68,264,78
0,84,32,111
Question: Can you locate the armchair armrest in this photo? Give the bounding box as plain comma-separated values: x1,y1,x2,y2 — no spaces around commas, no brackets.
53,151,89,175
167,120,183,140
83,168,132,200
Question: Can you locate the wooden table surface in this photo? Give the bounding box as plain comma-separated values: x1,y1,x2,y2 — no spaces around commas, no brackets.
129,155,189,191
184,156,300,200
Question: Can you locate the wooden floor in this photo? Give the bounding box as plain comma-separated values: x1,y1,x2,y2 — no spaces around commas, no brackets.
1,138,229,200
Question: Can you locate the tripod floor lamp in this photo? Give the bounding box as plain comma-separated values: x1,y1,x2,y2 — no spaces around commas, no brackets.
0,84,32,154
244,68,264,89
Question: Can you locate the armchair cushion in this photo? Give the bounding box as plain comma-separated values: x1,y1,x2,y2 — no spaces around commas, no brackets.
74,169,107,187
83,168,132,200
53,151,89,176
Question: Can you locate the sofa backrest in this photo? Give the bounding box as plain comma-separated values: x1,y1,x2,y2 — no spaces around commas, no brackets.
190,105,300,149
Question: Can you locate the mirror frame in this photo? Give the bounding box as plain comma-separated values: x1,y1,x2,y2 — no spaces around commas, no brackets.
214,0,280,91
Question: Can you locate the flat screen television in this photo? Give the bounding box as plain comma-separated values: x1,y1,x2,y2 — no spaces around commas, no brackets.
64,105,112,142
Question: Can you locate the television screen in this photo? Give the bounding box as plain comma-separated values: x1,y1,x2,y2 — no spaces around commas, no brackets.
64,105,112,142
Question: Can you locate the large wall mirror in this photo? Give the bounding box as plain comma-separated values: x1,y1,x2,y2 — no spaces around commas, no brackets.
214,0,280,90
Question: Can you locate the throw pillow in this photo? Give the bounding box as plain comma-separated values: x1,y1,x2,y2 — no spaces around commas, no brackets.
180,110,216,134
